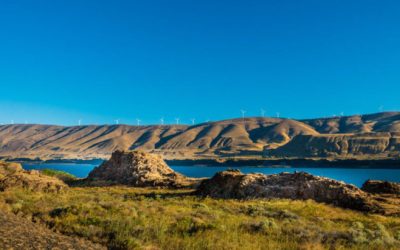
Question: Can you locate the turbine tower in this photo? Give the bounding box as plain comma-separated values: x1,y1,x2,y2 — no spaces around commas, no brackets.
78,119,81,126
136,119,141,126
261,108,266,117
175,118,180,125
276,112,280,118
240,109,246,119
114,119,119,125
160,117,164,125
190,118,195,125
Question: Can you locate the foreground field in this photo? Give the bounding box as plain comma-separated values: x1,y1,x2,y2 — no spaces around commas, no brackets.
0,186,400,250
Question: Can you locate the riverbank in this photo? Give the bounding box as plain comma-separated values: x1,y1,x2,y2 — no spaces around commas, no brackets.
166,158,400,168
5,156,400,168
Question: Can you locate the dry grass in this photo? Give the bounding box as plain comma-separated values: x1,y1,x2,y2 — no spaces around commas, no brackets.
0,186,400,250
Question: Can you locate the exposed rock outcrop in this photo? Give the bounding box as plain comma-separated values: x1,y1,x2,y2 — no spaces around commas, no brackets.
0,161,67,192
87,150,197,187
362,180,400,195
197,170,382,212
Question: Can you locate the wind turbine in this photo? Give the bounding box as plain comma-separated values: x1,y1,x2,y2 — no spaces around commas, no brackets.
340,112,344,117
114,119,119,125
190,118,195,125
136,119,141,126
160,117,164,125
11,120,14,125
261,108,266,117
78,119,81,126
240,109,246,119
175,118,180,125
276,112,280,118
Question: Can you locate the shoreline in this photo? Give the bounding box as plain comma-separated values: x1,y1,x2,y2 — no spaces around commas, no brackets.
165,158,400,168
6,157,400,168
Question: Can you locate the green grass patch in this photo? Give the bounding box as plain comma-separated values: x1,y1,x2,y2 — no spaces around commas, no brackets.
40,169,77,182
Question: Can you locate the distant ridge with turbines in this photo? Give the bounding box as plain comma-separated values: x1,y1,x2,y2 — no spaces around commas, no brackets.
0,112,400,161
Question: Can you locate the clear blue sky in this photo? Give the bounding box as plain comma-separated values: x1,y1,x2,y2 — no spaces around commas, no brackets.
1,0,399,125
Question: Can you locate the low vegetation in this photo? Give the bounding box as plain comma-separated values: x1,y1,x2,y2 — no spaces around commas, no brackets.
1,186,400,250
40,169,78,183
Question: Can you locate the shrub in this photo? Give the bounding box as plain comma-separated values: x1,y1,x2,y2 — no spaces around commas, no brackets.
241,219,279,234
242,205,299,220
348,222,368,244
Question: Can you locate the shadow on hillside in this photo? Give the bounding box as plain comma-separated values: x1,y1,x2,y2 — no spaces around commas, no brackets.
64,178,201,197
123,190,197,200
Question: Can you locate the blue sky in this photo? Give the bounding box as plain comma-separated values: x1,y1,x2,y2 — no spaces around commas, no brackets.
1,0,399,125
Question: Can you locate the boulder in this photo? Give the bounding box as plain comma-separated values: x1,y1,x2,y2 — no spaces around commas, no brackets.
362,180,400,195
87,150,196,187
197,170,382,212
0,161,67,192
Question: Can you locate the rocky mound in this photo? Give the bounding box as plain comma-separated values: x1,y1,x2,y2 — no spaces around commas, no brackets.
362,180,400,195
0,161,67,192
87,150,196,187
197,170,382,212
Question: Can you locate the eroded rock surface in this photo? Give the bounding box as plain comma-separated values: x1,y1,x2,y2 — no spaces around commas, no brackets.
0,161,67,192
362,180,400,195
197,170,383,212
87,150,197,187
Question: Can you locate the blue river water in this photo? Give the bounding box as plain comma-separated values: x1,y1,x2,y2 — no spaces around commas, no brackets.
22,163,400,187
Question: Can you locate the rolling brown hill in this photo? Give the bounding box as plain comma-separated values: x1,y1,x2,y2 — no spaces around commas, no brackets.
0,112,400,160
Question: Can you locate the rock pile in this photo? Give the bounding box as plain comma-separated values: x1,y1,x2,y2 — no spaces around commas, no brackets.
87,150,196,187
0,161,67,192
197,170,382,212
362,180,400,195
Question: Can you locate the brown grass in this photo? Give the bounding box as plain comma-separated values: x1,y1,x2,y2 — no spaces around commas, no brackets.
0,186,399,250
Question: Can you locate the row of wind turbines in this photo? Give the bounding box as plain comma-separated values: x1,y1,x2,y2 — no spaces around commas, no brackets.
0,109,277,126
81,117,197,126
77,109,280,126
1,107,388,126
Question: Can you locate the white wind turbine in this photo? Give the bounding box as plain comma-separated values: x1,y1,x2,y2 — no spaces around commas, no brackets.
240,109,246,119
136,119,141,126
261,108,266,117
175,118,180,125
114,119,119,125
276,112,280,118
190,118,195,125
78,119,82,126
160,117,164,125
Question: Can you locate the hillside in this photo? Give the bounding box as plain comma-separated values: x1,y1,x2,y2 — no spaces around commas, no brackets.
0,112,400,160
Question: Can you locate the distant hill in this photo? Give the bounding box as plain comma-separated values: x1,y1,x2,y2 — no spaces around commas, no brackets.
1,112,400,160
